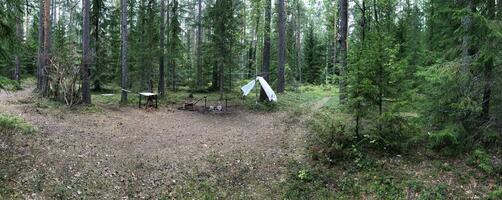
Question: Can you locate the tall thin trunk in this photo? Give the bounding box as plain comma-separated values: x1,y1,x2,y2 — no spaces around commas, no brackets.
92,0,101,91
14,15,22,82
338,0,348,104
42,0,51,96
120,0,128,103
159,0,166,95
37,0,44,90
333,0,338,78
195,0,202,89
260,0,271,101
82,0,91,104
296,0,301,84
277,0,286,93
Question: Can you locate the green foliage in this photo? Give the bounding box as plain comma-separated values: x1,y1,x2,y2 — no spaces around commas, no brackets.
467,149,494,175
0,113,35,134
488,187,502,200
308,110,355,162
429,124,462,155
375,112,418,152
0,75,21,91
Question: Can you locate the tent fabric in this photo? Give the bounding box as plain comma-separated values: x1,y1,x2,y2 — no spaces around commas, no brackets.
240,79,256,96
240,76,278,102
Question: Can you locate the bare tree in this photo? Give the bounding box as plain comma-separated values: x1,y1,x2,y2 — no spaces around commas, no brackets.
195,0,203,89
13,14,23,82
37,1,44,90
338,0,348,104
159,0,166,95
42,0,51,96
260,0,271,101
277,0,286,93
120,0,128,103
82,0,91,104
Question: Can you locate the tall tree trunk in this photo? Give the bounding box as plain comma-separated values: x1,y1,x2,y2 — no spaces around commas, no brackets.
333,0,338,78
14,15,22,82
159,0,166,95
92,0,102,91
260,0,271,101
338,0,348,104
120,0,128,103
42,0,51,96
195,0,202,89
296,0,301,84
277,0,286,93
37,0,44,90
82,0,91,104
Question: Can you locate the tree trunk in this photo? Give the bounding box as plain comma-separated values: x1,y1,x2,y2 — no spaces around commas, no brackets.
92,0,102,91
333,0,338,77
296,0,301,84
277,0,286,93
14,16,22,82
260,0,271,101
37,0,44,90
120,0,128,103
82,0,91,104
42,0,51,96
338,0,348,104
159,0,166,95
195,0,202,89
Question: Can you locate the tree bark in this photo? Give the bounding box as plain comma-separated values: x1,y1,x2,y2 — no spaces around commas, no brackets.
120,0,128,103
42,0,51,96
277,0,286,93
37,0,44,90
260,0,271,101
159,0,166,95
92,0,102,91
296,0,301,84
195,0,202,89
82,0,91,104
338,0,348,104
14,15,22,82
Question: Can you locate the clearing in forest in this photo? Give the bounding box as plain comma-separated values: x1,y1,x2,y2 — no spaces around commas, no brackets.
0,85,334,199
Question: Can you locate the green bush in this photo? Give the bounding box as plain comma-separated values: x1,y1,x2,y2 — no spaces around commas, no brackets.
429,124,463,155
0,113,36,134
488,187,502,200
375,112,418,153
0,76,21,91
308,110,355,162
467,149,494,175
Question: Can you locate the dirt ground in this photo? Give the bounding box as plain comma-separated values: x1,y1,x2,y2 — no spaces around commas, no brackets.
0,87,323,199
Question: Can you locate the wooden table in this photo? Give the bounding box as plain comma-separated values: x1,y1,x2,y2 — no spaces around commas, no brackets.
138,92,158,108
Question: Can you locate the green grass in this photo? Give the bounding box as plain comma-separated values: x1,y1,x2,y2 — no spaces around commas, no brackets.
0,113,36,134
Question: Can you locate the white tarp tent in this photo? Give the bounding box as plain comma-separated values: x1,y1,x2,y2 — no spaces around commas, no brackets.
240,76,278,102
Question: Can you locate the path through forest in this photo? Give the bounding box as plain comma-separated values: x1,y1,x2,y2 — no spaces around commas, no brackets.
0,86,331,198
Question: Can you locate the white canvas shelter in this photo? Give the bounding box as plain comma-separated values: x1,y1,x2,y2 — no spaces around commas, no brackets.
240,76,278,102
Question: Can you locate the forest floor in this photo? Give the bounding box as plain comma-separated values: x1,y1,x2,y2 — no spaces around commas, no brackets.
1,84,500,199
0,84,333,199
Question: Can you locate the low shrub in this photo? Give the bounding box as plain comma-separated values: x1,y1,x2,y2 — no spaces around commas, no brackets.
308,110,355,162
467,148,494,175
375,112,418,153
0,76,21,91
429,124,463,155
0,113,36,134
